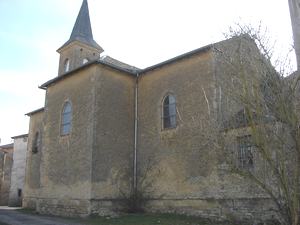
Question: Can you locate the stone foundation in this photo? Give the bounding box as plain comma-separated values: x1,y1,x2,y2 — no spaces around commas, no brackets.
23,197,37,209
23,197,277,222
91,199,125,216
24,197,91,217
145,198,276,221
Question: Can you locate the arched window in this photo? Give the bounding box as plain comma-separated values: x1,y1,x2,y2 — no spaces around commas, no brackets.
61,102,72,135
163,94,176,129
83,58,89,64
64,59,70,72
32,132,39,153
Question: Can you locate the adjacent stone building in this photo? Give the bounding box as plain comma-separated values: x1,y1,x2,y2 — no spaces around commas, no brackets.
22,0,298,221
0,144,13,206
8,134,28,207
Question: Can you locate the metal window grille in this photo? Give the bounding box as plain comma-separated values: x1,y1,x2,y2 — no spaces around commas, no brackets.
237,135,254,168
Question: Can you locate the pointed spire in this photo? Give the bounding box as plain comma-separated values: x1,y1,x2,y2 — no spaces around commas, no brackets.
58,0,103,52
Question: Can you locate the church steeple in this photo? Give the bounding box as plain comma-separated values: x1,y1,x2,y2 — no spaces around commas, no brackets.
57,0,104,76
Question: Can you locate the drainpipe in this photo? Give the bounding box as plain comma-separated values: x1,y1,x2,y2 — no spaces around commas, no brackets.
133,72,139,194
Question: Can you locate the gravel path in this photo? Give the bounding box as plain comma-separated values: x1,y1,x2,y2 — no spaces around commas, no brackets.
0,207,83,225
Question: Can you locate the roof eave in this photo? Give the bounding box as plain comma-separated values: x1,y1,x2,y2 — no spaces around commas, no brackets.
40,60,137,89
140,44,212,74
11,134,28,139
25,107,45,116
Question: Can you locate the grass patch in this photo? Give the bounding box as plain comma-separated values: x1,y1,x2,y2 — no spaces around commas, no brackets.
16,208,38,215
17,209,240,225
71,213,237,225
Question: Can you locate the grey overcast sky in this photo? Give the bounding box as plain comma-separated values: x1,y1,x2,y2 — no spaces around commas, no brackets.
0,0,296,144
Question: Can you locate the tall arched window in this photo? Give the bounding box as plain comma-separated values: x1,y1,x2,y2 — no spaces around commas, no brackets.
61,102,72,135
64,59,70,72
32,132,39,153
163,94,176,129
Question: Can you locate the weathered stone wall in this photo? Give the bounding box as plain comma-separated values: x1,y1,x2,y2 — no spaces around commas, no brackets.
23,36,278,220
37,198,91,217
91,65,135,215
137,38,276,220
145,198,275,221
23,110,44,209
0,148,13,206
213,36,264,124
137,48,222,211
58,42,101,76
24,63,135,216
35,65,100,216
8,135,28,206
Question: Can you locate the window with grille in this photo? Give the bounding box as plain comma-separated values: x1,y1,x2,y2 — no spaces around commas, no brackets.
237,135,254,168
163,94,176,129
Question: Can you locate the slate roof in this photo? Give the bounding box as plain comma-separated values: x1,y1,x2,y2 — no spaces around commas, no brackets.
11,134,28,139
40,42,214,89
101,55,140,72
57,0,103,52
25,107,45,116
0,143,13,150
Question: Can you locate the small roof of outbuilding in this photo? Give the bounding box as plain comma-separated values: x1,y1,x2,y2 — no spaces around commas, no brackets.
25,107,45,116
0,143,13,150
11,134,28,139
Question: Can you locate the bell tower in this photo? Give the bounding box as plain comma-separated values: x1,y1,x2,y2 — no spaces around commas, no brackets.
289,0,300,70
57,0,104,76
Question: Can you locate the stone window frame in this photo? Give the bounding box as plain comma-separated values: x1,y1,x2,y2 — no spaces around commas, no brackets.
237,135,254,169
162,93,177,130
61,101,72,136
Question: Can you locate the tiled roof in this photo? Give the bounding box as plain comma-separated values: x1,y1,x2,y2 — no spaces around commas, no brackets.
57,0,103,52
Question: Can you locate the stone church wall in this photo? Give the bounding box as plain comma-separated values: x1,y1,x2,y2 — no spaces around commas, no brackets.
24,65,101,216
136,37,276,220
39,66,98,216
91,65,135,215
23,110,44,209
137,48,223,215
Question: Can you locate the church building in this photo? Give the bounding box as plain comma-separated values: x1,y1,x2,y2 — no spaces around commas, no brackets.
23,0,299,220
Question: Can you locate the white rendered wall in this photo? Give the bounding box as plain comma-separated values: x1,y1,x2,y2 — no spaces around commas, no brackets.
8,136,28,206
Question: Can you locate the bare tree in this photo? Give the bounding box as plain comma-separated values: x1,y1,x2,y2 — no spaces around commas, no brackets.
218,23,299,225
